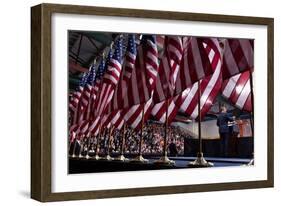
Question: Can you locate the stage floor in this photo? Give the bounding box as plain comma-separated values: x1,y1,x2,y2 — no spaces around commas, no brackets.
69,156,252,174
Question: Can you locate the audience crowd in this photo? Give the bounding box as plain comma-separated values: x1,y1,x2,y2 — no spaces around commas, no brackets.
71,122,192,156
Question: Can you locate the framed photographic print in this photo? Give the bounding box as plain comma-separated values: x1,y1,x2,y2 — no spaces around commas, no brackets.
31,3,274,202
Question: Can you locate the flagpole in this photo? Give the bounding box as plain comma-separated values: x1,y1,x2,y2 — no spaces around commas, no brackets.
92,124,102,160
78,135,85,158
248,70,255,165
85,135,92,159
188,81,213,167
115,123,128,161
102,125,113,161
154,98,175,165
71,136,78,158
131,107,148,163
68,133,74,157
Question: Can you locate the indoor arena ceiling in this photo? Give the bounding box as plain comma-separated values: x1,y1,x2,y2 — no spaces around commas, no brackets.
68,31,115,90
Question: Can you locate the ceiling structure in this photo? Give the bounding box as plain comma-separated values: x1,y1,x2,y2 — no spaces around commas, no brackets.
68,31,115,90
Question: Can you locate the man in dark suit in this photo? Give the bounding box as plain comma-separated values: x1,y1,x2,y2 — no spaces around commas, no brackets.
217,105,233,157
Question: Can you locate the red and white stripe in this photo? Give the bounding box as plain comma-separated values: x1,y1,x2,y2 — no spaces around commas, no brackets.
69,91,79,112
111,36,158,111
84,88,95,121
87,117,101,136
121,98,153,131
143,36,159,93
221,39,254,79
151,99,179,124
153,36,183,103
84,79,103,136
175,41,222,120
112,36,137,106
69,119,90,137
94,58,122,118
101,110,125,130
174,37,220,96
78,120,90,136
221,70,252,112
69,85,84,125
122,36,137,83
77,83,93,122
88,43,123,136
69,124,79,141
87,77,102,119
69,131,76,143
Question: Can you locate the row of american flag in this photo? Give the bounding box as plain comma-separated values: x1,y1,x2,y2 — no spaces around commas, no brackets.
69,34,254,140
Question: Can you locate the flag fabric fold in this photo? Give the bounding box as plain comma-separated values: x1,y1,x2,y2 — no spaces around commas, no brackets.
153,36,183,103
175,39,223,120
221,39,254,79
174,37,220,96
88,38,123,136
151,99,179,125
221,70,252,112
111,34,159,112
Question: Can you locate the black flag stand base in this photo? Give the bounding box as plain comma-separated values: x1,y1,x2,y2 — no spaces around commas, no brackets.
154,152,175,166
114,154,129,161
130,155,149,163
188,152,214,168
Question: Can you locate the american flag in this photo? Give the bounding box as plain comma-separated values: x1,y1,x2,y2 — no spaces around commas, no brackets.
86,51,112,136
86,58,107,121
174,37,220,96
221,39,254,79
111,34,158,111
142,35,159,93
115,35,159,131
88,37,123,136
153,36,183,103
151,37,214,124
95,36,123,116
151,99,179,124
121,98,153,131
69,72,88,125
122,34,137,83
78,64,96,122
175,39,223,120
221,70,252,112
78,119,90,136
69,123,80,143
110,34,137,111
101,110,125,130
